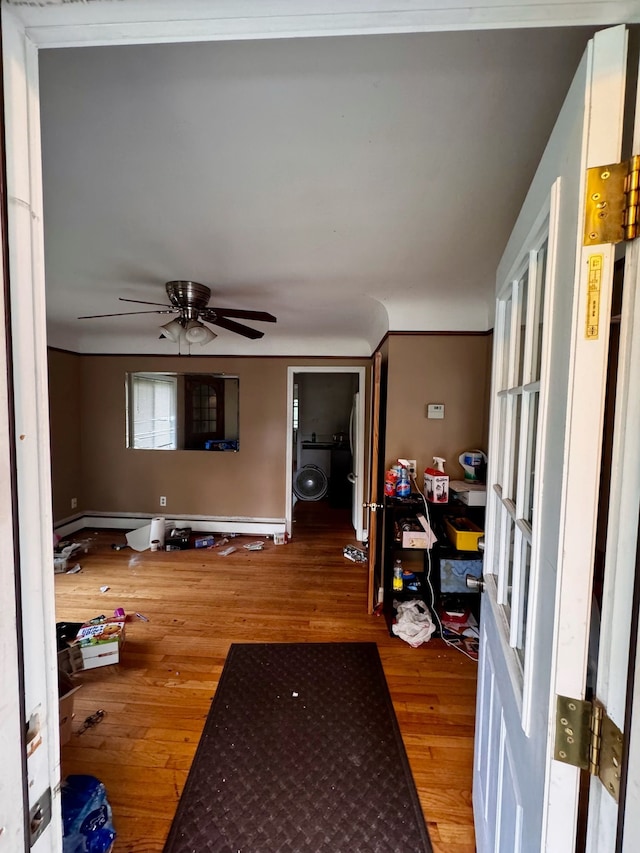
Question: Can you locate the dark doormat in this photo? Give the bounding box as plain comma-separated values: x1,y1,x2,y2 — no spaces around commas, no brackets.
163,642,433,853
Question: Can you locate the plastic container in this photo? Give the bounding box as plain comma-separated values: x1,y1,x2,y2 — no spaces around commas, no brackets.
393,559,404,591
396,474,411,497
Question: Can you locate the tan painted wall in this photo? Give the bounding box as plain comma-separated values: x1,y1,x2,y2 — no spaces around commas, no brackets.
384,334,492,482
47,352,370,522
48,349,82,521
48,341,492,523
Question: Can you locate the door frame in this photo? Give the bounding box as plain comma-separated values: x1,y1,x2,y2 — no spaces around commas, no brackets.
3,4,638,853
285,366,366,540
0,13,28,847
616,191,640,848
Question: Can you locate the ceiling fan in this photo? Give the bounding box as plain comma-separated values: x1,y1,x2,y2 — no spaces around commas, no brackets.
77,280,277,342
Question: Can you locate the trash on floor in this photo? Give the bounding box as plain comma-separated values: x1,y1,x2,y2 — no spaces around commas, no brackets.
54,542,84,574
166,527,191,550
218,546,237,556
343,545,367,563
243,540,264,551
126,516,168,552
76,709,106,736
61,774,116,853
438,606,479,660
391,599,436,648
72,615,126,669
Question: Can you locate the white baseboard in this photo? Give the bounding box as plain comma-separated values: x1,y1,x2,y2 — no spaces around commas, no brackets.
54,512,286,540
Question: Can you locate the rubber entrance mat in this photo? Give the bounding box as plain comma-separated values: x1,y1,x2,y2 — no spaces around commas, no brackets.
164,642,433,853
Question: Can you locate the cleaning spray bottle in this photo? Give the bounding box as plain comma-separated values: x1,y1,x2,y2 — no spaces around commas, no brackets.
423,456,449,504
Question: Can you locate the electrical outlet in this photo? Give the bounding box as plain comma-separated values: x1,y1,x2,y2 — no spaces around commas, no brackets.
71,497,77,510
406,460,417,477
159,496,167,507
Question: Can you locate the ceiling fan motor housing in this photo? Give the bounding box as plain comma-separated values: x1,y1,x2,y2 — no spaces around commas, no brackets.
166,280,211,319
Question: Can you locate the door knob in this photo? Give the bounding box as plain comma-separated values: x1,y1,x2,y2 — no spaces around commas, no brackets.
466,574,485,593
363,501,383,510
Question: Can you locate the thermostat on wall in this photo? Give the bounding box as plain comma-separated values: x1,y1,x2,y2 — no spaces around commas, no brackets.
427,403,445,419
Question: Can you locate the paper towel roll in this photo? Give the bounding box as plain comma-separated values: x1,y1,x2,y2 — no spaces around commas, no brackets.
126,523,151,552
149,517,166,548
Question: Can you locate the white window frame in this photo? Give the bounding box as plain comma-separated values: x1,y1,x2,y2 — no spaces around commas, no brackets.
127,372,177,450
484,183,561,731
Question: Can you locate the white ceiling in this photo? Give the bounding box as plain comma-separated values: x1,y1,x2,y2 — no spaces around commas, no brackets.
39,26,594,355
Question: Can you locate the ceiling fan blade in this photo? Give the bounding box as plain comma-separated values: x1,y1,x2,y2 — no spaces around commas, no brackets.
77,309,174,319
209,316,264,339
206,307,277,323
119,297,173,308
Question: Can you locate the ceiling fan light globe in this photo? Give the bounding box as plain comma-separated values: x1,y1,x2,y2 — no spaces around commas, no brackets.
185,321,216,345
160,318,185,342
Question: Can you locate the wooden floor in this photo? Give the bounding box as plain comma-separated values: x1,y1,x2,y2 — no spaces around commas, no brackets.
56,501,477,852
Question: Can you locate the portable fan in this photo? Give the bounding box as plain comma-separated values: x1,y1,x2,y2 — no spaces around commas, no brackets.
293,465,328,501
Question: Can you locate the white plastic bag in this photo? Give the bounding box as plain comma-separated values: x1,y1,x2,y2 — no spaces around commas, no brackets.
392,599,436,647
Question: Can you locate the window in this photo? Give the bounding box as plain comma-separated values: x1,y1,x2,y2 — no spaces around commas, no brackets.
292,383,299,430
127,373,177,449
491,238,548,669
126,372,239,450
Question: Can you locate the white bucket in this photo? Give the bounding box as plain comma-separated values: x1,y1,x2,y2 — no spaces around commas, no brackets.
459,450,487,482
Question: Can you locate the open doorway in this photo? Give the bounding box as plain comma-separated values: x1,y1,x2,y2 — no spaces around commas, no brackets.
286,366,366,541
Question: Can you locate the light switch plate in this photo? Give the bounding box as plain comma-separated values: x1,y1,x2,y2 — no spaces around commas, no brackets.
427,403,445,419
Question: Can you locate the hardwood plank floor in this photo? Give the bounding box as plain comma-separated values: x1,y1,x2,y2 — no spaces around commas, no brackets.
56,501,477,852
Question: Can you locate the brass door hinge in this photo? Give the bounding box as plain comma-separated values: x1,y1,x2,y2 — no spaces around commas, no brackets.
584,155,640,245
555,695,624,802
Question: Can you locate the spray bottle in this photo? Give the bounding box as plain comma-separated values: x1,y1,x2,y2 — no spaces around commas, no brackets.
423,456,449,504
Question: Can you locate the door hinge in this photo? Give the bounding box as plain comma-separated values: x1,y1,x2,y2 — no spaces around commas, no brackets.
29,787,52,847
555,695,624,802
584,155,640,245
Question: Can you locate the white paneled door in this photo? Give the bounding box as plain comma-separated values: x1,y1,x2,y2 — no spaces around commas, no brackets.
474,25,637,853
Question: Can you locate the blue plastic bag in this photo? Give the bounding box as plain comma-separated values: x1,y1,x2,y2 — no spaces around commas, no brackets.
61,775,116,853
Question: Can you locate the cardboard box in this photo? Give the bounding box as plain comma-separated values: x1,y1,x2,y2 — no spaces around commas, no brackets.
194,535,215,549
401,529,430,549
73,618,125,670
58,671,81,745
439,551,483,594
58,643,84,675
449,479,487,507
54,555,68,573
444,517,484,551
397,513,437,549
423,471,449,503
